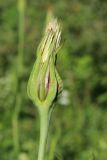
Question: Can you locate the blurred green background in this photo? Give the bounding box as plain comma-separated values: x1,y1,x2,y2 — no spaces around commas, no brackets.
0,0,107,160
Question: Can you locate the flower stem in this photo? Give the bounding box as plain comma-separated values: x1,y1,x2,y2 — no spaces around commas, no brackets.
12,94,21,158
37,108,51,160
17,0,25,73
12,0,25,158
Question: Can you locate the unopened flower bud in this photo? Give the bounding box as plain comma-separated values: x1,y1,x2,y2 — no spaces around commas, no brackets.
27,17,63,109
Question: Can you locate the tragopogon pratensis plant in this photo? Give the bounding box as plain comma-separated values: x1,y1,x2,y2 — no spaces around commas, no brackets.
27,14,63,160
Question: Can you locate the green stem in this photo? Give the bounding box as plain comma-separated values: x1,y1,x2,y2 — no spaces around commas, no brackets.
48,135,59,160
12,0,25,158
12,94,21,158
37,108,51,160
17,0,25,72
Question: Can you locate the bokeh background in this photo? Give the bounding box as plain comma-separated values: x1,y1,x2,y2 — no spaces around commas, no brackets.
0,0,107,160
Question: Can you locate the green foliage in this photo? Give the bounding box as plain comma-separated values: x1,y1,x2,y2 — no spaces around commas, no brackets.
0,0,107,159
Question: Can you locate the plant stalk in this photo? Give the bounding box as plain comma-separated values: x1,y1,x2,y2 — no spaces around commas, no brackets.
12,93,21,158
37,108,52,160
17,0,25,73
12,0,25,158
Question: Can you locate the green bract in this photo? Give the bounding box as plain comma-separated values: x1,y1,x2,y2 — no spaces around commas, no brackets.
27,18,63,110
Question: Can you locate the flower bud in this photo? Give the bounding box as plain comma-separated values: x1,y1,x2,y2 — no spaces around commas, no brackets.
27,17,63,109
